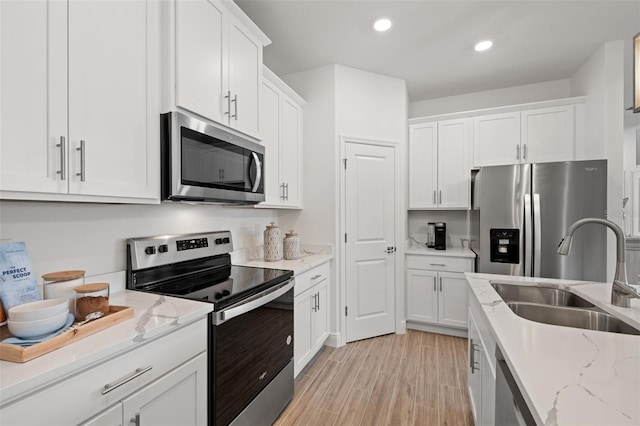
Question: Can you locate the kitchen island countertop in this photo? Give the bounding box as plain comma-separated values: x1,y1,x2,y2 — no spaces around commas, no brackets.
0,290,213,406
466,273,640,425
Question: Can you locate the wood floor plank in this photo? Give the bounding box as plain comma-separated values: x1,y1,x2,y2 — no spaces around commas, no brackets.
421,331,438,348
413,404,440,426
335,387,372,426
351,337,376,353
405,329,423,358
352,334,393,392
328,341,353,363
438,385,467,426
318,347,367,413
452,336,468,372
437,334,460,388
360,371,398,426
416,345,439,409
306,409,339,426
387,351,420,425
458,382,475,426
380,332,407,374
303,346,336,379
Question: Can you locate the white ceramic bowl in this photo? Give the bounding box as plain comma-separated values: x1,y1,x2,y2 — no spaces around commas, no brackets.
8,310,69,338
8,298,69,322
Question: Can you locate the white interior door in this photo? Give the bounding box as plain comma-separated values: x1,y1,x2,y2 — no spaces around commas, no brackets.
345,142,395,342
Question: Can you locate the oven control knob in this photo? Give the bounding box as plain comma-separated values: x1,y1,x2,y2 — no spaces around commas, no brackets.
222,237,230,244
221,289,230,297
158,244,168,253
145,246,156,255
215,238,223,245
214,292,223,300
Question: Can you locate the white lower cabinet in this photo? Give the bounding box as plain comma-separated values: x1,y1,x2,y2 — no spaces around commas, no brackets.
467,306,496,426
294,262,330,377
1,319,208,426
406,254,474,329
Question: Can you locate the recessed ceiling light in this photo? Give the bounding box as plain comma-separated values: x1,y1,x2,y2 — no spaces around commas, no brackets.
373,16,393,32
474,40,493,52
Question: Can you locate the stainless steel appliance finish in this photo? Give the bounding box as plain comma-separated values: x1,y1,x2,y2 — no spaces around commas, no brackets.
495,347,536,426
126,231,294,426
490,282,595,308
476,160,607,281
161,111,265,204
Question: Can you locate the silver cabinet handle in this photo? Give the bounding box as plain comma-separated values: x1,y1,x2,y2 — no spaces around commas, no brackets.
469,339,480,373
76,140,86,182
523,143,527,160
316,291,320,311
311,293,316,312
430,263,446,267
102,366,153,395
311,274,322,280
439,277,443,292
280,183,285,200
432,190,436,204
516,145,520,160
131,413,141,426
433,276,436,292
232,94,238,120
285,183,289,200
438,190,442,204
224,91,231,117
56,136,66,180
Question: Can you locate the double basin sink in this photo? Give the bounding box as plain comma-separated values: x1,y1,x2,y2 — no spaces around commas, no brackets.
491,282,640,335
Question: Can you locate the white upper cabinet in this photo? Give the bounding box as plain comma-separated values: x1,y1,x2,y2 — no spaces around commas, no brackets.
172,0,269,140
408,118,471,210
0,0,160,202
473,102,578,167
258,67,304,209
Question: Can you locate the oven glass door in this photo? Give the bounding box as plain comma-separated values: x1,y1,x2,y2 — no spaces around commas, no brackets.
212,287,293,426
181,126,263,194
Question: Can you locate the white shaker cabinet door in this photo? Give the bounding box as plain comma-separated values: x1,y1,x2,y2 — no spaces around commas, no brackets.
408,123,438,208
438,272,468,328
294,289,313,377
521,105,575,164
406,269,438,324
311,279,329,350
0,0,67,194
260,79,283,205
68,0,159,199
437,118,471,209
227,13,261,138
473,112,521,167
80,404,123,426
280,97,301,207
175,0,225,124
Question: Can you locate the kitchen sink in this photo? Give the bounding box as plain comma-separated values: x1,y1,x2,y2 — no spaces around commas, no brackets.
506,302,640,335
491,282,596,308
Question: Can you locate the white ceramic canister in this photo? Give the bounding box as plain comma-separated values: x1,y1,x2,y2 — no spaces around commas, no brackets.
283,230,301,260
264,222,283,261
42,270,85,316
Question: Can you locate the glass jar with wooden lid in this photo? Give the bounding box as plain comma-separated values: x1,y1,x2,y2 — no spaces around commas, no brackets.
74,283,109,320
42,270,85,316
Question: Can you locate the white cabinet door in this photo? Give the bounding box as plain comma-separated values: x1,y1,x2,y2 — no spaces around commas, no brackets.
521,105,575,164
122,353,207,426
473,112,521,167
0,0,67,194
175,0,225,124
227,13,261,137
408,123,438,208
294,289,313,377
260,79,282,205
437,272,468,328
437,118,470,209
480,351,496,426
80,404,123,426
406,269,438,324
281,97,301,207
311,279,329,350
68,0,158,199
467,308,483,424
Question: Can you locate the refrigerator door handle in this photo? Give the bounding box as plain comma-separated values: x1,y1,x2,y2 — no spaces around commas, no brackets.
533,193,542,277
524,193,532,277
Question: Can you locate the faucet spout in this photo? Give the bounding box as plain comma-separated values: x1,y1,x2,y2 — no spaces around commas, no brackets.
557,218,640,308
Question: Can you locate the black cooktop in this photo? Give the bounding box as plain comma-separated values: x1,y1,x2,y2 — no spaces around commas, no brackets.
135,264,293,311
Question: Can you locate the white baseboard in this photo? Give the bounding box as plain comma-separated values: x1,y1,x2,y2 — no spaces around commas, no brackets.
325,332,343,347
396,320,407,334
406,321,468,338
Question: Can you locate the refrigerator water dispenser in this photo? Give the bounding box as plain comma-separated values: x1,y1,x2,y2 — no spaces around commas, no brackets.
490,229,519,263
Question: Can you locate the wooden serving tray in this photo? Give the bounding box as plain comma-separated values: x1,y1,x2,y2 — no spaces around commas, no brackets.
0,305,134,363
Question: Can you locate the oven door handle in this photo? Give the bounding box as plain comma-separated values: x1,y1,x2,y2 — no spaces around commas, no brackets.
216,279,294,324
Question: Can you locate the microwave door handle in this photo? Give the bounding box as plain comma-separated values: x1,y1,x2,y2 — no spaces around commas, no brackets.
251,152,262,193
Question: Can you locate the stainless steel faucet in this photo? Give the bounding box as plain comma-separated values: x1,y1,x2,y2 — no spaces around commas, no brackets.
557,218,640,308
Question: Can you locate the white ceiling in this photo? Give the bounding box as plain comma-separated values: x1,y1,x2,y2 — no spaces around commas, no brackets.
235,0,640,102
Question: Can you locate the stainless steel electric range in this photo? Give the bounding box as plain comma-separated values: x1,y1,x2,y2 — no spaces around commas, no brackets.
126,231,294,426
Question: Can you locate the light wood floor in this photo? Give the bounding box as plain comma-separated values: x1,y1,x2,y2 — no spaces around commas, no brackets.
276,330,474,426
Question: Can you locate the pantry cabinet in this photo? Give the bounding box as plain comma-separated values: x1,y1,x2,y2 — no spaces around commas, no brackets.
0,0,160,202
172,0,269,139
473,104,577,167
294,262,330,377
258,67,304,208
405,254,474,329
408,118,471,209
1,318,208,426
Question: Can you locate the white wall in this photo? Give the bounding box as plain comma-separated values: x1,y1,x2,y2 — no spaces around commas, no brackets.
409,79,571,118
0,201,276,282
408,210,471,248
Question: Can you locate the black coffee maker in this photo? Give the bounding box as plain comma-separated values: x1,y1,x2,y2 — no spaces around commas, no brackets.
434,222,446,250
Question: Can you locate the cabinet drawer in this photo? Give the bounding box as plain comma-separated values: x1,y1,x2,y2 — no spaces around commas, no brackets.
294,262,330,296
406,255,473,272
1,318,208,426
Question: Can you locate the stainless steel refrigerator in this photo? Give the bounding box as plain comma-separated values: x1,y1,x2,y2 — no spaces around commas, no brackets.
475,159,607,282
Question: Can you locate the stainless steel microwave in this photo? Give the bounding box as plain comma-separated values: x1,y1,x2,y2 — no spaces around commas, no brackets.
161,111,264,204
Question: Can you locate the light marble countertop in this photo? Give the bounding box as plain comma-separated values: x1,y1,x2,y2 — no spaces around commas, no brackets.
405,243,476,258
0,290,213,405
466,273,640,426
234,247,333,276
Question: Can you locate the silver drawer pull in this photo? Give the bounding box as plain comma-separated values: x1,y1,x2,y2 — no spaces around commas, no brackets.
131,413,141,426
430,263,446,267
102,366,153,395
311,274,322,280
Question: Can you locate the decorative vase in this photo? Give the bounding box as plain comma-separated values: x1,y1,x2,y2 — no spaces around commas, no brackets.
283,230,301,260
264,222,283,261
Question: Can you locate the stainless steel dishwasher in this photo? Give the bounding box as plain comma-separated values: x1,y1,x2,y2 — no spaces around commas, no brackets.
495,346,536,426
